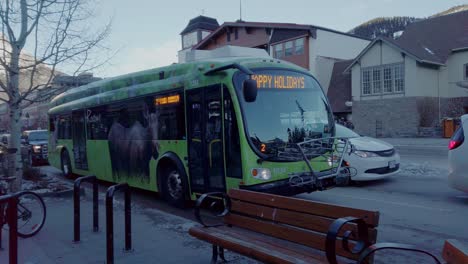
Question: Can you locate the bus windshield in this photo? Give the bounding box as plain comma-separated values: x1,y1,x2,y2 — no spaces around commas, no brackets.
234,69,334,161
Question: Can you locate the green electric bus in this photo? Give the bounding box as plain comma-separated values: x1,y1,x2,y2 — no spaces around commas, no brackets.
47,50,337,206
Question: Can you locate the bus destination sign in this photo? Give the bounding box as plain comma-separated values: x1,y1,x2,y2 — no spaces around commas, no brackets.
251,74,305,89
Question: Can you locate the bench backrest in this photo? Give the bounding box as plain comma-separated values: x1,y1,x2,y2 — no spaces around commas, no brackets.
225,189,380,262
443,239,468,264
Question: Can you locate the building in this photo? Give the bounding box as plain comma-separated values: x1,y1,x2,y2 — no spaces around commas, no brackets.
346,11,468,137
180,18,370,96
178,16,219,63
327,60,353,121
20,73,102,130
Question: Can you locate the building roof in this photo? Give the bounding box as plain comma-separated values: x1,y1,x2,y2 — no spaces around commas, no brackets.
270,29,311,44
346,10,468,71
328,60,353,113
396,10,468,64
193,21,368,49
180,15,219,35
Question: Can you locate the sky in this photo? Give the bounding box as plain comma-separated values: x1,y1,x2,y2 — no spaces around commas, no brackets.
86,0,467,77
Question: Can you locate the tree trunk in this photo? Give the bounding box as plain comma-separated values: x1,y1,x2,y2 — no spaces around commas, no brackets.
6,43,24,193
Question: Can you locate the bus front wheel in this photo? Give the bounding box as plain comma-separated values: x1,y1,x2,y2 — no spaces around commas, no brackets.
162,165,186,208
61,150,73,179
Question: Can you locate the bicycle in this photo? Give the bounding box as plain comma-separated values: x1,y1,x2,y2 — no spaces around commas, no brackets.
0,176,46,238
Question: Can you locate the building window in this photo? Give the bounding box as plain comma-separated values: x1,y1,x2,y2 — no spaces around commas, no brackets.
234,28,238,40
394,64,404,92
274,44,283,59
227,31,231,42
372,68,381,93
295,38,304,55
465,63,468,80
383,67,393,93
362,69,371,95
284,41,293,56
362,63,404,95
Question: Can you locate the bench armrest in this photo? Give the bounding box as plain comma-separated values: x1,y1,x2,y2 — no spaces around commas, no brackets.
325,216,371,264
194,192,231,228
356,243,441,264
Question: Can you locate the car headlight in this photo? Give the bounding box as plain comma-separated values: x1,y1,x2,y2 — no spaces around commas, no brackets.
251,168,271,180
353,150,379,158
33,145,42,153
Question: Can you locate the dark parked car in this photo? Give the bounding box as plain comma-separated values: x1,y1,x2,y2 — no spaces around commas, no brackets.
21,130,49,166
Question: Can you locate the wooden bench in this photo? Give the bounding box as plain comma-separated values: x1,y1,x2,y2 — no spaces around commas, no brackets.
443,239,468,264
189,189,380,264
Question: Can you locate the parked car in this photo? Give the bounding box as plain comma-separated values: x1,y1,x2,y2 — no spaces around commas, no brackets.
21,130,49,166
335,124,400,182
448,114,468,193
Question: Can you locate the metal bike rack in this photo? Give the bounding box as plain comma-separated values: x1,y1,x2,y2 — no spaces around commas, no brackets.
0,193,19,264
106,183,132,264
73,175,99,243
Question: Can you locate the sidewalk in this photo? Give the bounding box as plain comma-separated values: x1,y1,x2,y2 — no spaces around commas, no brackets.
379,137,450,147
0,194,254,264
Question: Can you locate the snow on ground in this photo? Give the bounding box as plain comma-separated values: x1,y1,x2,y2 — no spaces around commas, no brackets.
397,162,448,179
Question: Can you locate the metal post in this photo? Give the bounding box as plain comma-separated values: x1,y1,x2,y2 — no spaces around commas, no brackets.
124,189,131,251
73,182,80,242
106,183,132,264
7,196,18,264
93,182,99,232
73,175,98,243
106,191,114,264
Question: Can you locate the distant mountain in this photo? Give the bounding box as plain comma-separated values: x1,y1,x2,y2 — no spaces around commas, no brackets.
349,5,468,39
349,17,419,39
430,5,468,18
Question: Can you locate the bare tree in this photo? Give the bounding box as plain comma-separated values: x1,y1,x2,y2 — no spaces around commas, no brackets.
0,0,111,191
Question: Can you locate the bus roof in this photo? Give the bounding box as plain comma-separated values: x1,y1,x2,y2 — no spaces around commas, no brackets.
48,56,307,115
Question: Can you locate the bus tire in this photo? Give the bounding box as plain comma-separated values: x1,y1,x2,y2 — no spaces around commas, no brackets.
162,164,187,208
61,150,73,179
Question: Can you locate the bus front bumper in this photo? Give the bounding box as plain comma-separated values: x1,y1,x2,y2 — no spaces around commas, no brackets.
240,171,336,196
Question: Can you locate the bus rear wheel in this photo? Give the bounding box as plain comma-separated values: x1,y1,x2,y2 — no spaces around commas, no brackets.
162,165,186,208
61,150,73,179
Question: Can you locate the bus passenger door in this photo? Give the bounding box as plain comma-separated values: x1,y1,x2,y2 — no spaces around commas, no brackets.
72,110,88,170
187,86,226,193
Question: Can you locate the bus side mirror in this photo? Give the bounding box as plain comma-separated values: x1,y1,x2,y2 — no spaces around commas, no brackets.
243,79,257,102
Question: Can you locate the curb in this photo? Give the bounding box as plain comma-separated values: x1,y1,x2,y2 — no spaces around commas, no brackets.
38,186,85,198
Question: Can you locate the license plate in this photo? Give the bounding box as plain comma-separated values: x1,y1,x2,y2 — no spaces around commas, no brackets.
388,161,396,169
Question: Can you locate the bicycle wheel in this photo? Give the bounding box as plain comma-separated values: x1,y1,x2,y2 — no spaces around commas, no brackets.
14,191,46,238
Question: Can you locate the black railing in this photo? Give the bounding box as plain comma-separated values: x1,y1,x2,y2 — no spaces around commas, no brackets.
0,193,19,264
73,175,99,243
106,183,132,264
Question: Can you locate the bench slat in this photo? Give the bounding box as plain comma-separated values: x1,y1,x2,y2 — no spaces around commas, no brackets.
189,226,326,264
213,226,334,263
443,239,468,264
230,199,377,242
224,213,360,260
230,189,379,227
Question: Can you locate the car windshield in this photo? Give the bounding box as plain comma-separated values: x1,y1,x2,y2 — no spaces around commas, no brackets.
234,69,335,161
26,131,48,141
335,124,360,138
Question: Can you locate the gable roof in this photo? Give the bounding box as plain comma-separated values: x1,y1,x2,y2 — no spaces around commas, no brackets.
328,60,353,113
180,15,219,35
346,10,468,71
193,21,368,49
396,10,468,64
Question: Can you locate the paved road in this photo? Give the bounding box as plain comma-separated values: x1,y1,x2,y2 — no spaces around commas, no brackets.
298,139,468,262
5,139,465,263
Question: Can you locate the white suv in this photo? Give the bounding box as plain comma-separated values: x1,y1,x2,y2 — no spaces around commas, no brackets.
448,114,468,193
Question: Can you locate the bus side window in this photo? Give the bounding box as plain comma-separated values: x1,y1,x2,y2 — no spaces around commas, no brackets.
57,116,72,140
49,118,55,131
156,92,185,140
223,87,242,179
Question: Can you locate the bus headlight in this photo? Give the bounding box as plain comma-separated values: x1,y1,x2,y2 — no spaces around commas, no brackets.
33,145,42,153
251,168,271,180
